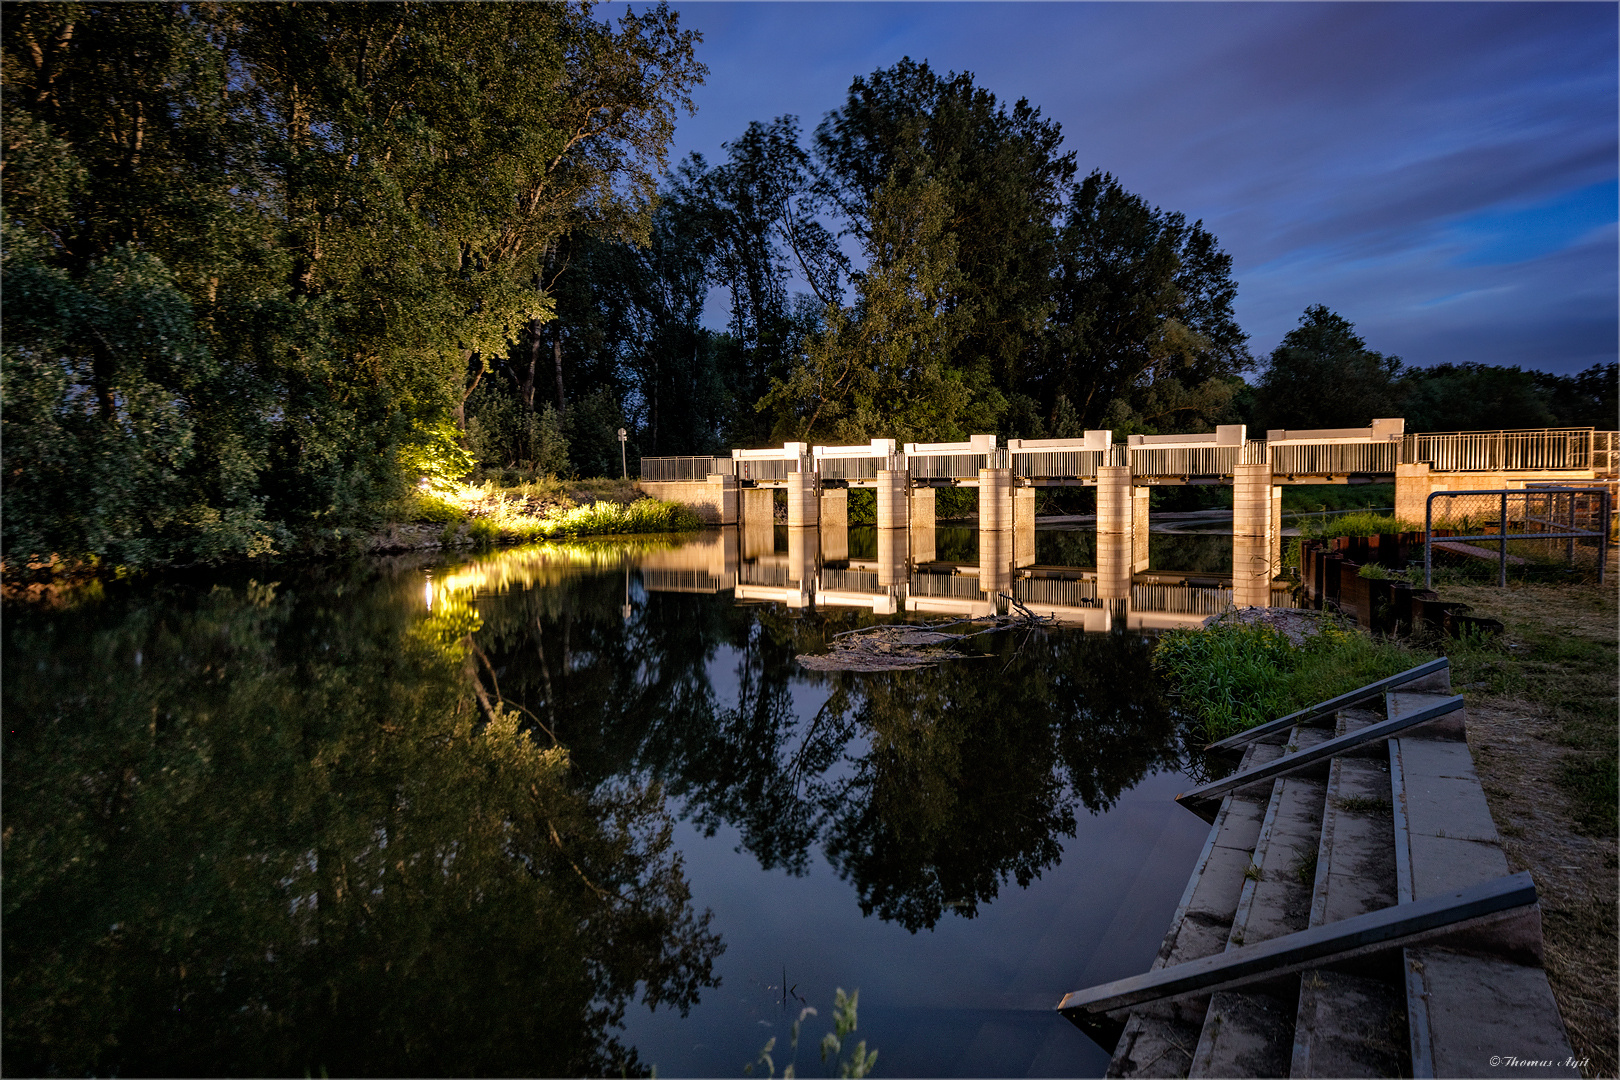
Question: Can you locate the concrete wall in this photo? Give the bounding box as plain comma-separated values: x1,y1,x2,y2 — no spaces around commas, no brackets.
638,474,736,524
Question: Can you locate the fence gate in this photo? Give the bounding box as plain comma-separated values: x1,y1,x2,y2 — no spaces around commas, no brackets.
1424,487,1611,587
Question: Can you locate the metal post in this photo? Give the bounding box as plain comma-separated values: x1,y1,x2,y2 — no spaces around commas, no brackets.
1499,491,1508,588
617,427,627,479
1599,490,1611,586
1424,492,1435,589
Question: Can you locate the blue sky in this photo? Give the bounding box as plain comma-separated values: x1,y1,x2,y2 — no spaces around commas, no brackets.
622,1,1618,376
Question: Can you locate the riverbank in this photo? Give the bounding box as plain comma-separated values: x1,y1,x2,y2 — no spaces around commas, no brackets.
369,479,702,552
1156,581,1617,1077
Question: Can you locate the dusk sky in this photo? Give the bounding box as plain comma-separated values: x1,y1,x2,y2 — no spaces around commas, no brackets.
625,1,1618,377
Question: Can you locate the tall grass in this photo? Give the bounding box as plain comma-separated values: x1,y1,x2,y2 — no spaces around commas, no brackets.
1299,512,1419,540
496,499,704,542
1154,619,1431,742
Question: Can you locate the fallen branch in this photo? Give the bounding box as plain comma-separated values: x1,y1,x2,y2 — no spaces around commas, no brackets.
797,604,1055,672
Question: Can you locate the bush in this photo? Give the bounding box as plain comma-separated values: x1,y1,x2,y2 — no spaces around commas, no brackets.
1155,618,1430,742
410,493,465,525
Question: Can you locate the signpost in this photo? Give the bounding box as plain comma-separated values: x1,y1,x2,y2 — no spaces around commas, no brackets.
617,428,627,479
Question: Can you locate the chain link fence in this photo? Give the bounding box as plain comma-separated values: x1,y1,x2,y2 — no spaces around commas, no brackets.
1424,487,1611,587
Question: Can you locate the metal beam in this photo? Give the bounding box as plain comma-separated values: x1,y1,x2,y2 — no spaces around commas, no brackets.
1057,872,1536,1022
1205,658,1451,752
1178,695,1464,814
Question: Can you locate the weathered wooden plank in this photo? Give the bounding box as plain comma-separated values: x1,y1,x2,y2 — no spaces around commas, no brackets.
1205,658,1450,752
1057,872,1536,1021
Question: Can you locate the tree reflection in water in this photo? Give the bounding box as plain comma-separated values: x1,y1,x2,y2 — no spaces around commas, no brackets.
466,544,1192,935
3,541,1193,1075
3,559,721,1078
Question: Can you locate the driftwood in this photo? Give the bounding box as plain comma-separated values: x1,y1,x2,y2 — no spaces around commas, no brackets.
796,595,1056,672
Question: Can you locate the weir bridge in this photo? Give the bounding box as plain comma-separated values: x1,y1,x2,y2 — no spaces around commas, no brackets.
640,423,1617,609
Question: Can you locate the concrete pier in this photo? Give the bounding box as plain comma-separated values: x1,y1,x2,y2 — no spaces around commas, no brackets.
1096,465,1134,601
876,469,909,530
820,486,847,528
1014,485,1036,568
787,527,819,592
1233,462,1275,608
786,462,819,529
877,527,906,588
910,486,936,563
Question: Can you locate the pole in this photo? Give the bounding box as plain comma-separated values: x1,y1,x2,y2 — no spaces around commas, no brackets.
1499,491,1508,588
617,427,627,479
1425,491,1435,589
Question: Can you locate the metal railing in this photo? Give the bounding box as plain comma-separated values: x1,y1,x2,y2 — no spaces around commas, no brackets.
1424,487,1610,587
815,455,884,481
638,567,732,593
1013,576,1098,607
908,452,991,480
1011,449,1104,479
1129,445,1240,478
734,457,797,482
909,571,987,599
738,560,792,587
639,455,732,481
1402,428,1600,472
1270,441,1398,475
819,567,882,593
1132,582,1232,615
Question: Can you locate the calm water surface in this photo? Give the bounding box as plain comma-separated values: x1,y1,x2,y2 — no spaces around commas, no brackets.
4,527,1223,1077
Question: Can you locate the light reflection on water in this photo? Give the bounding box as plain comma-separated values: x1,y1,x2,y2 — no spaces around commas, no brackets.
5,526,1231,1077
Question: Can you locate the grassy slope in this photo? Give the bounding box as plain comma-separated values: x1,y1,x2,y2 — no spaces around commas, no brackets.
1438,582,1617,1078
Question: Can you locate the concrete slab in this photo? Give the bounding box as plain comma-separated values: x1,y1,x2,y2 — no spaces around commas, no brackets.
1188,985,1298,1079
1402,773,1502,844
1407,833,1512,901
1110,1001,1206,1078
1407,948,1578,1078
1291,969,1408,1077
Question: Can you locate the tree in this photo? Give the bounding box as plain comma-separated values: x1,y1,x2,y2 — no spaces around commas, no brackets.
762,169,1001,442
1040,171,1250,434
1250,306,1404,430
2,3,704,567
1400,363,1556,433
813,58,1074,396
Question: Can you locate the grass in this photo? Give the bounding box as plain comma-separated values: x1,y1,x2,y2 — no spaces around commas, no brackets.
1153,617,1430,742
387,478,701,547
1280,483,1394,513
1429,579,1617,1077
1297,511,1420,540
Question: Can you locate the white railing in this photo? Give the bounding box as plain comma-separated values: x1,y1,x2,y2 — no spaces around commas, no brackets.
1402,428,1600,472
1013,576,1098,607
639,454,732,481
1269,441,1399,475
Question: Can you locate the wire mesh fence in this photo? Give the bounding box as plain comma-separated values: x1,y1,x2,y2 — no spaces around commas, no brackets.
1424,487,1611,587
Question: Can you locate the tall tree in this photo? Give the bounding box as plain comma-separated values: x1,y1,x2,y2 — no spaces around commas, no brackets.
1040,171,1250,434
813,58,1074,396
1251,306,1404,430
2,2,704,566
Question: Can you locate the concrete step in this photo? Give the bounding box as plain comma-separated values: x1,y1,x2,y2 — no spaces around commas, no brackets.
1392,704,1578,1078
1290,968,1408,1077
1109,742,1281,1078
1289,745,1406,1077
1187,727,1329,1078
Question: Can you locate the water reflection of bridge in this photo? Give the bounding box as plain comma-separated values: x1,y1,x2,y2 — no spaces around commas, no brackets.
643,423,1617,609
636,527,1296,632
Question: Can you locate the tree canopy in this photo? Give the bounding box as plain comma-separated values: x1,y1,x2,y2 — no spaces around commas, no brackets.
2,2,704,567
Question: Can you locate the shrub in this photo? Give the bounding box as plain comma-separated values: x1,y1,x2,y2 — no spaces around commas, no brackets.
1154,618,1430,742
410,493,465,525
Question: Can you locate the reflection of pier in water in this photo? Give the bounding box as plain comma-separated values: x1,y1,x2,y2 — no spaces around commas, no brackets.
637,524,1296,632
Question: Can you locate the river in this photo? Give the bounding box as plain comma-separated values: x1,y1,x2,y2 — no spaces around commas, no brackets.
3,526,1232,1077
